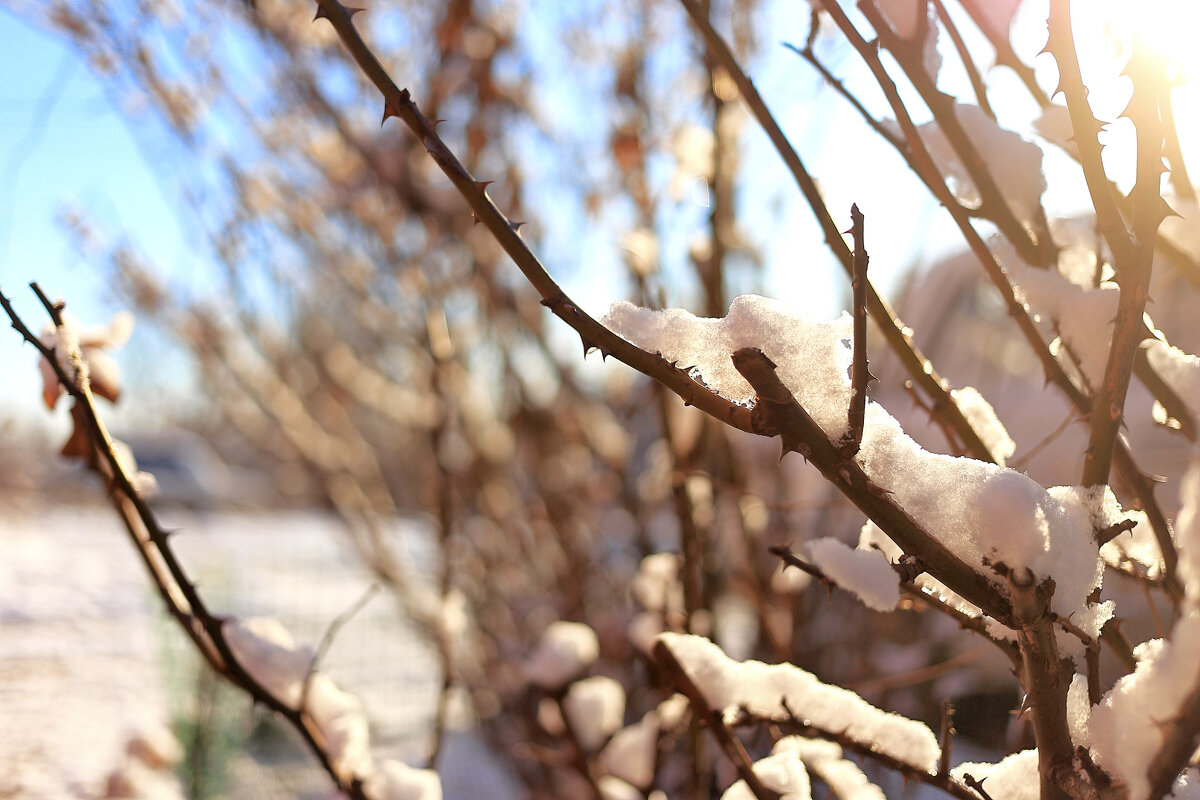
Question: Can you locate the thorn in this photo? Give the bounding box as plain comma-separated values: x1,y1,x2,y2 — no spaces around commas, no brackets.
472,214,481,227
431,118,446,129
510,221,526,234
474,180,495,194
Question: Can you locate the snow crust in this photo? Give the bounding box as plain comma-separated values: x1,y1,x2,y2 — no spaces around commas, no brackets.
607,296,1104,622
659,632,940,772
805,538,900,611
525,621,600,689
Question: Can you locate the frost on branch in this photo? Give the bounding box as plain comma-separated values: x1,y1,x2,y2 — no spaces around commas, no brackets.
607,296,1104,620
658,632,941,772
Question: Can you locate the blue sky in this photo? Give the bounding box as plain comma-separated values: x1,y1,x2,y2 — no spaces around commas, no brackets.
0,10,192,425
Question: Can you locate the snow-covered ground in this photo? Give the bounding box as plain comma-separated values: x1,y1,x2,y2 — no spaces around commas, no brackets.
0,505,517,799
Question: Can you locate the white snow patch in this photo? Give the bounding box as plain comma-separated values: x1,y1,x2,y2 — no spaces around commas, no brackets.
223,616,314,708
609,297,1103,621
952,748,1039,800
599,710,658,789
364,760,442,800
563,675,626,752
524,621,600,689
951,386,1016,464
722,740,812,800
1087,613,1200,800
775,737,886,800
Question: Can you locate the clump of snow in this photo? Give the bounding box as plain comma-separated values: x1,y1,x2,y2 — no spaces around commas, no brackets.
1067,673,1091,746
659,633,941,771
1168,771,1200,800
223,616,314,708
952,749,1039,800
775,737,886,800
604,295,854,438
632,553,682,612
1033,104,1081,159
914,104,1047,224
364,760,442,800
525,621,600,689
857,402,1103,619
805,538,900,611
598,776,642,800
1086,614,1200,800
599,710,659,789
1007,263,1118,385
563,675,626,751
1175,460,1200,604
306,674,373,781
721,740,812,800
951,386,1016,464
1146,340,1200,421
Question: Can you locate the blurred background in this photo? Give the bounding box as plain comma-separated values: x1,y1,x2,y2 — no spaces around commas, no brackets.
4,0,1200,797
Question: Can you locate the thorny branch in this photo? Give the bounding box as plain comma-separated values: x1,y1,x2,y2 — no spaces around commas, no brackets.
1,285,370,799
313,0,1017,626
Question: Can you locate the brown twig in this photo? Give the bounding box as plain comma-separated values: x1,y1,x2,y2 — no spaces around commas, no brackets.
842,204,870,459
938,699,956,777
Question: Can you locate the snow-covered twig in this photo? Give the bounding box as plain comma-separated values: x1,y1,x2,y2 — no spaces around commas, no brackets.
654,639,783,800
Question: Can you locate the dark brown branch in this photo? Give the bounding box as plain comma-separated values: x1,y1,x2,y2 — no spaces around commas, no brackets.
842,204,870,459
931,0,994,120
1146,678,1200,800
1007,568,1072,800
938,700,956,777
